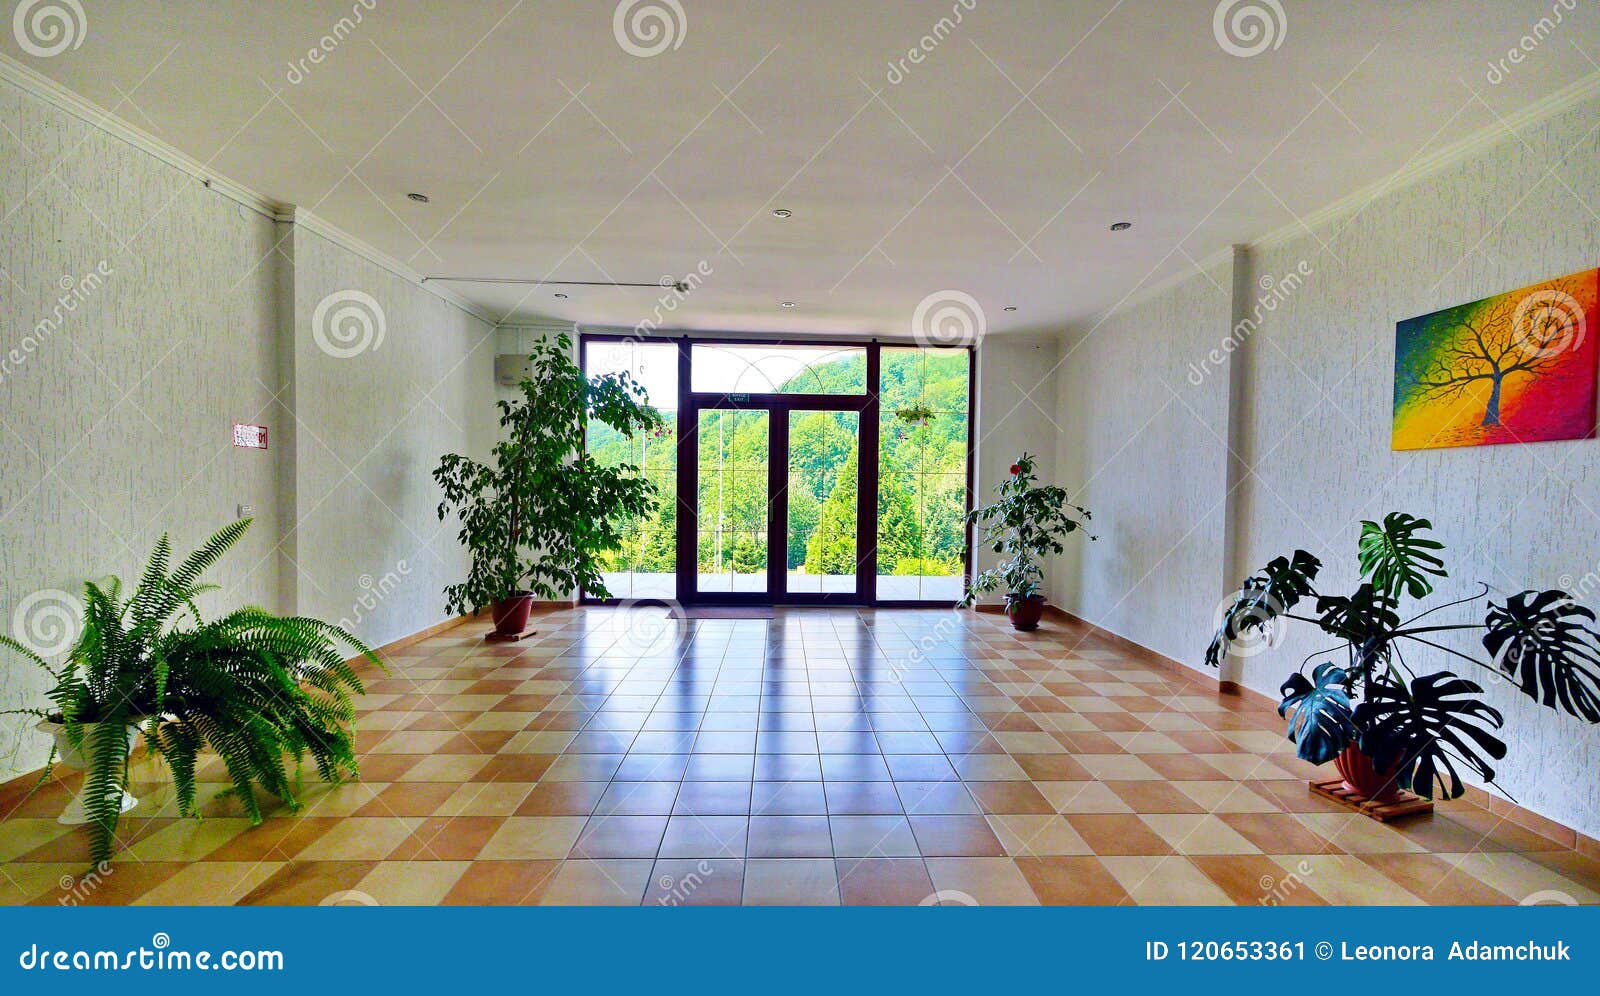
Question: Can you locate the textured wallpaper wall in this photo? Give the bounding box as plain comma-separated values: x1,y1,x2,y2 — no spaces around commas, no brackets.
1239,99,1600,837
1053,97,1600,838
0,78,498,782
1051,262,1233,665
0,79,282,778
289,229,497,648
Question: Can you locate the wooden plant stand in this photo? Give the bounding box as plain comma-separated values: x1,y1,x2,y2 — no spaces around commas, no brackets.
484,626,538,643
1310,778,1433,822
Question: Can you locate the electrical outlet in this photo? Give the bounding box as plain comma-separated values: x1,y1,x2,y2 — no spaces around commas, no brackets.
237,504,255,519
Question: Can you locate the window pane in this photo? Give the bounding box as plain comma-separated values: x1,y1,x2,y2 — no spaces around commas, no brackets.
584,341,678,599
691,344,866,394
787,411,858,594
877,348,970,602
697,410,769,593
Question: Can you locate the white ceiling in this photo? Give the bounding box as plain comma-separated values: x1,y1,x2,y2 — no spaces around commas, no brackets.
5,0,1598,334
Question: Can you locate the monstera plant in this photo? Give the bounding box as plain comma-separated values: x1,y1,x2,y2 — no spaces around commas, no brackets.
1209,513,1600,802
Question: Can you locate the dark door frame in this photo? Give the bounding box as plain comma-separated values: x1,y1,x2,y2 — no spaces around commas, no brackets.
578,333,975,608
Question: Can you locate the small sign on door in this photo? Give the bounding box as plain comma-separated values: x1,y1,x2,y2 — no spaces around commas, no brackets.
232,423,268,449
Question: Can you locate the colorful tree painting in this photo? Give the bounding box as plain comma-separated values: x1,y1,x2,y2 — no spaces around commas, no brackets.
1393,268,1598,450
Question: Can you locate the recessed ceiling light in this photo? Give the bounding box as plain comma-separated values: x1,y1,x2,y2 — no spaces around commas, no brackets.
406,192,430,203
772,208,792,218
553,292,568,299
780,301,796,308
1110,221,1132,231
1004,306,1017,312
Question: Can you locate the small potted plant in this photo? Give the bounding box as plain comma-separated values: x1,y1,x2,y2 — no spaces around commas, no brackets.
961,453,1093,631
1,520,378,862
1209,513,1600,803
434,332,662,633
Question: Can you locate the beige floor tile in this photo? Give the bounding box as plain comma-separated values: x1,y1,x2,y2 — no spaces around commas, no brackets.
1101,855,1234,905
0,820,72,862
297,817,422,861
1037,781,1134,814
986,814,1094,855
1273,854,1425,905
355,861,471,904
743,858,840,905
133,862,286,906
125,819,256,862
1450,851,1600,905
539,859,651,905
1297,813,1426,855
1,863,85,905
951,754,1029,780
1141,814,1263,855
1077,755,1162,781
295,781,388,816
925,857,1039,905
479,817,588,859
398,755,492,783
435,782,532,816
1172,781,1279,813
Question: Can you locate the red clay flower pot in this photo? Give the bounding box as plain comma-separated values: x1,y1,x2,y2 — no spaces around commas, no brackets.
490,592,534,636
1006,594,1045,632
1335,743,1404,802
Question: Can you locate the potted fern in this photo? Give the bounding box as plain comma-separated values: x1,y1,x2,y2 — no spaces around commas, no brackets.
1,520,377,862
433,332,662,632
1209,513,1600,803
961,453,1093,630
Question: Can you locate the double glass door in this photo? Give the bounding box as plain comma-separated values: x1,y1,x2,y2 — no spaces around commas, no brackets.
689,404,866,604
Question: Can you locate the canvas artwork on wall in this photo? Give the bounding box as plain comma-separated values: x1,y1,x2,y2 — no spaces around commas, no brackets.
1393,267,1599,450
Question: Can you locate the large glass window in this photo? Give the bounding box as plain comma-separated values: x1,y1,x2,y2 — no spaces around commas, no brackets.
584,340,678,600
690,343,866,395
876,347,971,601
696,409,769,592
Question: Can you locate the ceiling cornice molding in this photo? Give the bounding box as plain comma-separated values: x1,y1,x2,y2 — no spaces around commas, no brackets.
1078,69,1600,334
1249,68,1600,252
0,51,495,327
291,209,498,325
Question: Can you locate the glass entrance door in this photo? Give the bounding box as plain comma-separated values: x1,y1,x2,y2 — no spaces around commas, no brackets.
783,410,859,595
695,409,770,595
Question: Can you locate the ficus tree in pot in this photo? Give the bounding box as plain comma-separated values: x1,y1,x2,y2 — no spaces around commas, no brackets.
434,332,662,632
960,453,1094,631
1208,513,1600,803
0,520,377,863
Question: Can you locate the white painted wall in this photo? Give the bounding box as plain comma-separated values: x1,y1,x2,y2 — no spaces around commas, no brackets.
1052,96,1600,838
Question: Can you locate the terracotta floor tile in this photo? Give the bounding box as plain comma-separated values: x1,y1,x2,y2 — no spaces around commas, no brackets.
924,857,1039,905
1191,854,1329,905
132,862,286,906
743,858,839,905
1066,814,1174,855
388,816,505,861
748,816,833,857
1356,852,1515,905
239,861,379,906
836,857,935,905
515,781,609,816
354,782,460,817
826,781,904,815
752,781,828,815
1015,856,1132,905
645,859,745,906
597,781,682,816
908,816,1006,857
1219,812,1342,854
964,781,1056,815
539,859,652,905
1105,780,1207,815
441,860,562,905
355,861,471,904
986,814,1093,856
1101,855,1234,905
572,815,668,859
659,816,748,858
478,817,588,859
1012,754,1093,781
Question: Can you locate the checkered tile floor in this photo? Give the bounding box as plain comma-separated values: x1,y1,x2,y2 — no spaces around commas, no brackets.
3,607,1597,906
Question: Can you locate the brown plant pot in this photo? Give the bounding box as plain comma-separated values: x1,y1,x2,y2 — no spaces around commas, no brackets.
1334,743,1404,802
490,592,534,636
1006,594,1046,632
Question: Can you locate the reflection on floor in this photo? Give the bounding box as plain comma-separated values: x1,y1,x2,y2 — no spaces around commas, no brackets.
2,607,1597,906
597,572,962,600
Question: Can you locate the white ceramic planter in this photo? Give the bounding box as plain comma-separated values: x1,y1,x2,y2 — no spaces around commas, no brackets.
37,720,139,825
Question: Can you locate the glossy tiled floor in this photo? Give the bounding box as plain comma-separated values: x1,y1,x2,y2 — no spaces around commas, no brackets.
3,607,1598,906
